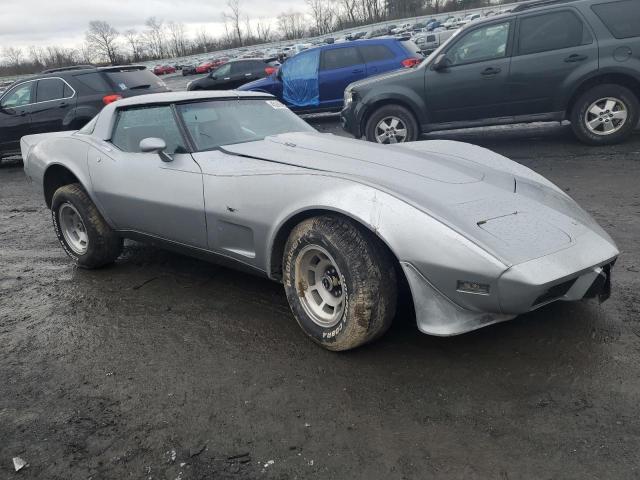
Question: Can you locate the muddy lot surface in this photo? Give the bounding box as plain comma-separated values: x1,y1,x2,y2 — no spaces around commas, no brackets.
1,100,640,479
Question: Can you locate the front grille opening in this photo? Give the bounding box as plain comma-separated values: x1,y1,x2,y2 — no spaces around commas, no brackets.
533,278,577,307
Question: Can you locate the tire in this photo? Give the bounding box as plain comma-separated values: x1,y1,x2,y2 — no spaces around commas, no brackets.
283,215,397,351
51,183,122,269
570,84,639,146
364,104,419,144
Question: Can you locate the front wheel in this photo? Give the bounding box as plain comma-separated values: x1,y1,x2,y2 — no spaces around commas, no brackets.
364,104,419,144
51,183,122,268
570,84,639,145
283,215,397,351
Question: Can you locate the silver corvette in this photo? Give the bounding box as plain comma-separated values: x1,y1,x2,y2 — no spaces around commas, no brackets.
21,91,619,351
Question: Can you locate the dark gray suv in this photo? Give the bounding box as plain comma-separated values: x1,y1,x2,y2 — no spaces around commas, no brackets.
341,0,640,145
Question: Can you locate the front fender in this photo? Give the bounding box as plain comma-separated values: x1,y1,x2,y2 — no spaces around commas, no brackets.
264,175,507,314
359,87,429,128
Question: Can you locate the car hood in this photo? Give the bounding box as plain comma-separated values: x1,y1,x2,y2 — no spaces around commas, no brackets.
347,66,418,90
237,76,274,91
222,132,614,266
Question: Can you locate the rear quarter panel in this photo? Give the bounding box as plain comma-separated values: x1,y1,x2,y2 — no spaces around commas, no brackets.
554,4,640,111
22,133,93,205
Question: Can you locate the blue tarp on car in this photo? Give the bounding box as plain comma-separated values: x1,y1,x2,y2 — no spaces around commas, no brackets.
281,49,320,107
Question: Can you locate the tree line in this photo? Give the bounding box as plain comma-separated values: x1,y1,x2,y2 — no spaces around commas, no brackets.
1,0,512,77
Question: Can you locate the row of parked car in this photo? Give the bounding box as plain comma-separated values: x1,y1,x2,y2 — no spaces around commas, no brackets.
1,0,638,161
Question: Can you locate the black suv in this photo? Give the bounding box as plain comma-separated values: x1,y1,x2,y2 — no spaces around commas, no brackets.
187,58,279,91
0,65,169,159
341,0,640,145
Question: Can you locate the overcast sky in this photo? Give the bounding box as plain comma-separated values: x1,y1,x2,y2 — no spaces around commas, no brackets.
0,0,306,52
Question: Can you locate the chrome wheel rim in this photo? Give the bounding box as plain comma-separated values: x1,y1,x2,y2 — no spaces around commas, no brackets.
59,202,88,255
375,116,407,144
584,97,628,136
295,245,346,328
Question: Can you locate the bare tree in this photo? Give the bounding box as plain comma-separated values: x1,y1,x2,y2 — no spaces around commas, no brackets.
80,43,96,64
2,47,23,67
123,29,143,62
277,11,307,40
85,20,119,64
28,46,44,67
194,27,214,53
244,16,254,43
167,22,188,58
307,0,335,35
338,0,359,25
224,0,244,46
144,17,166,58
255,18,273,43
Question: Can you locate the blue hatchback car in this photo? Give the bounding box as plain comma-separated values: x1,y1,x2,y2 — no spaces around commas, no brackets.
237,38,422,113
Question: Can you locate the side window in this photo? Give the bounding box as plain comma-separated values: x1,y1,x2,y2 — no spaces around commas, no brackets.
214,63,231,77
359,45,395,63
0,83,33,108
230,62,248,74
320,47,362,70
111,106,187,154
74,72,110,92
447,22,510,66
36,79,68,103
592,0,640,39
249,60,267,71
517,11,590,56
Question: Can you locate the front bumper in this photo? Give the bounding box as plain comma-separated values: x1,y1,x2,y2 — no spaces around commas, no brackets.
340,103,363,138
401,255,616,337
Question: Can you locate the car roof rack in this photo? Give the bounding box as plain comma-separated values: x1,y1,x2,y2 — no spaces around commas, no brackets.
512,0,580,13
41,64,95,74
98,65,146,72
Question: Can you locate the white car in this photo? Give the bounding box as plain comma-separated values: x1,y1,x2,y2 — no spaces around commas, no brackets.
459,13,482,26
391,23,412,34
443,17,460,29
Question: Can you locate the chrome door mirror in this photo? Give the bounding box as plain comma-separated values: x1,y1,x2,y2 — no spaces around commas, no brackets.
139,137,172,162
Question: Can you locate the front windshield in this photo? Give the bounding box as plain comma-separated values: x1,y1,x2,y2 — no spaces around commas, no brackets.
177,99,316,151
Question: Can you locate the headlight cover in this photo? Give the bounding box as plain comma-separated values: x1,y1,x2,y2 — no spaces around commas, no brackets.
344,89,354,106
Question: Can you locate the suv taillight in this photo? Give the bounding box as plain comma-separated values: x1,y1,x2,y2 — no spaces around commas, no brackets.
401,58,421,68
265,66,277,75
103,94,122,105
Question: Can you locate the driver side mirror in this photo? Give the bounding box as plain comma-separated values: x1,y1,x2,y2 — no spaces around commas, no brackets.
432,53,451,71
139,137,172,162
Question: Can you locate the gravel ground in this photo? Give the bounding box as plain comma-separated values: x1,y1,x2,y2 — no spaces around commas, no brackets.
1,78,640,479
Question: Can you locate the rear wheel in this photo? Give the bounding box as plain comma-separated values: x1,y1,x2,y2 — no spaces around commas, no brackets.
51,183,122,268
570,84,638,145
365,104,419,144
283,215,397,351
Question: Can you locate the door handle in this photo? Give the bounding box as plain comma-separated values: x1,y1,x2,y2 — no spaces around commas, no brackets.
352,69,364,74
564,54,588,63
59,102,68,108
223,77,230,80
481,67,501,76
245,73,253,77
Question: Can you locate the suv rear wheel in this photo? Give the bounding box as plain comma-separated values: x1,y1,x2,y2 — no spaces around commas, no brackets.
570,84,639,145
365,105,419,144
